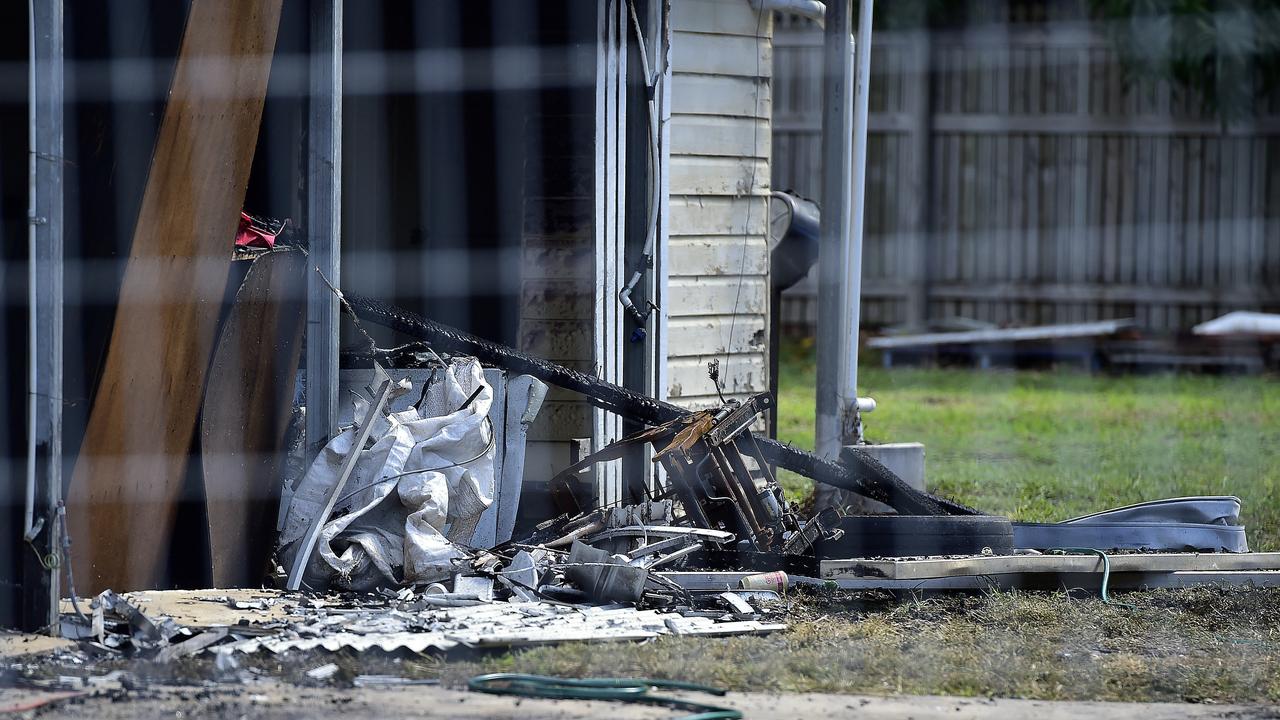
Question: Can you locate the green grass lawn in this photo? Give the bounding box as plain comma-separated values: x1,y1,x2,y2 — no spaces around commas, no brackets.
776,338,1280,551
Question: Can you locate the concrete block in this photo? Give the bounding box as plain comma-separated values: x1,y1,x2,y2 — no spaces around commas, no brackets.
815,442,926,515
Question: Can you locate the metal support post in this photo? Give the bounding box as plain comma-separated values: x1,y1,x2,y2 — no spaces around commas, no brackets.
815,0,854,460
26,0,65,634
842,0,873,440
305,0,343,459
594,0,627,507
816,0,874,512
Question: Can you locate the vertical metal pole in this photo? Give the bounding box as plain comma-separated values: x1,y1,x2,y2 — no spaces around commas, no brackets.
306,0,343,458
652,0,672,493
817,0,873,462
906,29,931,329
814,0,854,461
27,0,64,633
594,0,625,507
842,0,873,429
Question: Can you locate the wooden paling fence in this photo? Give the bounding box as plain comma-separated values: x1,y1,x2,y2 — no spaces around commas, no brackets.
772,20,1280,334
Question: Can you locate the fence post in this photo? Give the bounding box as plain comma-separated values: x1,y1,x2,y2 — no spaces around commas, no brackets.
906,29,932,329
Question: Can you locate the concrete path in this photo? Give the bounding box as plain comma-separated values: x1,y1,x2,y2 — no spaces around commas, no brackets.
8,681,1276,719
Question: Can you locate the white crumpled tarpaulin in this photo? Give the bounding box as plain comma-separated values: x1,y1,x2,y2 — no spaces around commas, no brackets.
281,358,495,590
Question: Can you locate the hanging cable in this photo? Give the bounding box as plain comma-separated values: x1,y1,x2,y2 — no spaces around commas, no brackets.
723,4,768,380
618,0,664,343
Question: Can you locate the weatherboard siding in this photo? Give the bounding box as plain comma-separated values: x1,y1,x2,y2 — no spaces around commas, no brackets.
667,0,773,406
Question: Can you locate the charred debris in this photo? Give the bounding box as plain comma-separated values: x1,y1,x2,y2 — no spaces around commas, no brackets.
52,284,975,659
47,284,1269,668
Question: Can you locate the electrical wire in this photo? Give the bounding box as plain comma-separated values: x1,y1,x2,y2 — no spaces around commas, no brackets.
626,0,661,264
57,502,89,622
723,4,769,383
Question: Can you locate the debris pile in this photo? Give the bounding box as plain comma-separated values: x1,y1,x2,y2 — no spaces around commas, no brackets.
59,579,784,663
61,374,803,658
279,358,502,592
49,289,1273,667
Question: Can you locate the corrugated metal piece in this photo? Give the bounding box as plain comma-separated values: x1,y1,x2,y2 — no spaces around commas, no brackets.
212,601,784,655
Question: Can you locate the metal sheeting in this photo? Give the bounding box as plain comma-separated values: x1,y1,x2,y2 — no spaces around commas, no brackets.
212,601,784,655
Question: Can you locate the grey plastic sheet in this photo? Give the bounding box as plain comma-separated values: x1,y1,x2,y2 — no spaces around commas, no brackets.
1013,496,1248,552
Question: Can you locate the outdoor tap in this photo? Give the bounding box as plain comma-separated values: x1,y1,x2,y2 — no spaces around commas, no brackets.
618,268,659,343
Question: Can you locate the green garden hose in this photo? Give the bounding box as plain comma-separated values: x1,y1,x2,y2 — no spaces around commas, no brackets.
1049,547,1136,609
467,673,742,720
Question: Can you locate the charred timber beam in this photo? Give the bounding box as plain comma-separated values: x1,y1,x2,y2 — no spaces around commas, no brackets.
347,295,976,516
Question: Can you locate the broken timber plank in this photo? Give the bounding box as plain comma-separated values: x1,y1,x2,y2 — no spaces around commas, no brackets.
65,0,284,593
818,571,1280,591
820,552,1280,581
202,250,306,588
1108,571,1280,590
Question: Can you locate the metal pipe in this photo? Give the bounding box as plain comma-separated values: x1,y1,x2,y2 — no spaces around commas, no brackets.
24,0,39,539
752,0,827,26
843,0,873,440
814,0,854,462
816,0,873,462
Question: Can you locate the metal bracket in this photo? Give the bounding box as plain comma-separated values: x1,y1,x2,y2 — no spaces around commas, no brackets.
705,394,773,447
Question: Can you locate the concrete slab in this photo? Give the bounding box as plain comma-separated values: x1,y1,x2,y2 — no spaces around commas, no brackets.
11,680,1272,720
0,631,75,658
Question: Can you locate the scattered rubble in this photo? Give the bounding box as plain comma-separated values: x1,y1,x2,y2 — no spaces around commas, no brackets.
34,300,1269,687
52,578,784,666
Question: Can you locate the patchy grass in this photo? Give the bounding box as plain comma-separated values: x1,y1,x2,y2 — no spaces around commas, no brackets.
776,338,1280,551
91,588,1280,704
421,348,1280,704
442,587,1280,703
151,586,1276,704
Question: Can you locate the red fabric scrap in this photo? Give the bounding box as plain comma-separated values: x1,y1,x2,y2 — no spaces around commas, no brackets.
235,211,278,248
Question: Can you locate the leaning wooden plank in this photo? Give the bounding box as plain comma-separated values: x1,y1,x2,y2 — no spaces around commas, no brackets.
821,553,1280,581
202,250,305,588
65,0,284,594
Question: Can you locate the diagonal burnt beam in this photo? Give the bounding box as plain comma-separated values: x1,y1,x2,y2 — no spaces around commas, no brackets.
346,295,976,516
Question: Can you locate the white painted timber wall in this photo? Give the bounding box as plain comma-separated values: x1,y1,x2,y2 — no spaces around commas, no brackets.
667,0,773,408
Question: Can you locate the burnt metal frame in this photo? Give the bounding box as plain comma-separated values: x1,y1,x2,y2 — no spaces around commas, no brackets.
348,295,975,516
542,396,791,551
650,405,788,550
